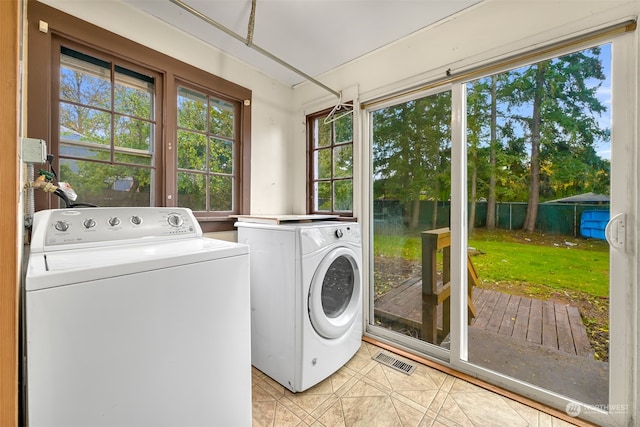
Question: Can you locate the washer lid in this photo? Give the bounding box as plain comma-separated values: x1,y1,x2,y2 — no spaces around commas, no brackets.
26,238,247,291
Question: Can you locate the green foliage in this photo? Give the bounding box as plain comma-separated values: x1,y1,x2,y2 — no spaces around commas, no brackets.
175,88,235,211
372,91,452,229
500,48,610,197
57,50,237,211
58,52,155,207
372,45,611,233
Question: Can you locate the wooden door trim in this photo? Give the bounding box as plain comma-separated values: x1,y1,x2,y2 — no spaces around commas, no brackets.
0,0,20,426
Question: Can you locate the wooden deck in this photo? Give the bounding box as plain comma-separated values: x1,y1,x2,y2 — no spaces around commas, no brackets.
374,276,594,358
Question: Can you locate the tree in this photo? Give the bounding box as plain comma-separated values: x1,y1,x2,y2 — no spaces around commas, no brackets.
372,91,451,231
486,75,499,230
177,91,235,211
466,80,491,232
59,58,155,207
466,73,514,230
501,47,608,232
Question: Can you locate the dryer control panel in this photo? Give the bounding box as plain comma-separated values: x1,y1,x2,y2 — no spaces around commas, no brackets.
299,222,361,255
30,207,202,252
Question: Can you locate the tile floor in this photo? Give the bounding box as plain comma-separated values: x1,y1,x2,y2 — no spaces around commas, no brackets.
251,341,579,426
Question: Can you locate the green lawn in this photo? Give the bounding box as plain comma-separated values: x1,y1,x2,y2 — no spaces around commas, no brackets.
468,239,608,297
374,231,609,298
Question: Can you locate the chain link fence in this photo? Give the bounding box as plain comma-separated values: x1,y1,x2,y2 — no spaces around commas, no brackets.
373,200,609,237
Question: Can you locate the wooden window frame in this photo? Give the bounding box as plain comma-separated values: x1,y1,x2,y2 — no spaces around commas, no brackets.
27,1,251,232
53,41,164,208
175,81,242,216
306,107,354,217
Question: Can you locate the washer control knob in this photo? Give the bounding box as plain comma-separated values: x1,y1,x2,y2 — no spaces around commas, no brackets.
335,229,344,238
167,213,184,227
130,215,143,225
83,218,96,229
108,217,121,227
54,220,69,232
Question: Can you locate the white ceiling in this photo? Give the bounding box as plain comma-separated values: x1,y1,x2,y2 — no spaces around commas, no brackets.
122,0,482,89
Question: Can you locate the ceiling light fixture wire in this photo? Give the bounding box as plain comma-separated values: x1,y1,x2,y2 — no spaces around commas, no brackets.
169,0,340,97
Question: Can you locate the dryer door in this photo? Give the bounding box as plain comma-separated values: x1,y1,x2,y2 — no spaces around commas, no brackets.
308,247,361,339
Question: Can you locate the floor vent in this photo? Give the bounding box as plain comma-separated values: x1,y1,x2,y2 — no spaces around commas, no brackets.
372,351,416,375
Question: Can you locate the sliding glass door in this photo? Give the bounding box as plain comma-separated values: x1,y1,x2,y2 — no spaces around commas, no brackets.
461,39,615,406
365,31,634,426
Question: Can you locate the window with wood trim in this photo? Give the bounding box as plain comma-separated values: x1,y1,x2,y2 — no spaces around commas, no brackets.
176,85,239,213
27,1,251,232
57,46,160,207
307,108,354,215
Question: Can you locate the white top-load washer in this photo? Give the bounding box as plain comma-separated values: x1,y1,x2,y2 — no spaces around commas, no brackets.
25,207,251,427
236,220,362,393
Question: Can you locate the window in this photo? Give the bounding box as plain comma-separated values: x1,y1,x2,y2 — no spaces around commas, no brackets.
307,108,354,215
176,86,237,213
28,2,251,232
58,47,159,207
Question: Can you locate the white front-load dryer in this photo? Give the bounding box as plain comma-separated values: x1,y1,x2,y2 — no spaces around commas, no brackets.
236,220,362,392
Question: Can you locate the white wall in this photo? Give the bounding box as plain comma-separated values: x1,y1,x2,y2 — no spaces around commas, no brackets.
38,0,296,215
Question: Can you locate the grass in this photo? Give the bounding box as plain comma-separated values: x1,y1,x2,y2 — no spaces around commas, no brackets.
374,234,422,259
469,239,608,297
374,229,609,298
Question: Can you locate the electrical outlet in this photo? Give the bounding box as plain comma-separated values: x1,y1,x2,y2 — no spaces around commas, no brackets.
21,138,47,164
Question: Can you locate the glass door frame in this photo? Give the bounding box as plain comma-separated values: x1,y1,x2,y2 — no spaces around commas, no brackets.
362,29,636,427
362,84,454,364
